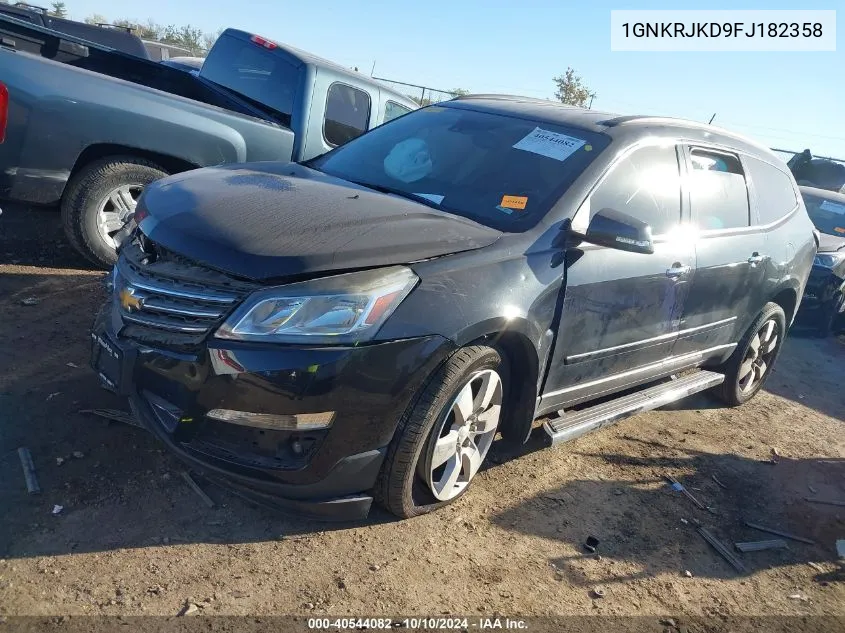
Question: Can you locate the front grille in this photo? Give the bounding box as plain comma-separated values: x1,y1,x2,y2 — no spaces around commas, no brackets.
116,239,257,351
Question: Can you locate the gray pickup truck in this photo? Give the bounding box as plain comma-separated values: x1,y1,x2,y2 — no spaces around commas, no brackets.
0,16,417,266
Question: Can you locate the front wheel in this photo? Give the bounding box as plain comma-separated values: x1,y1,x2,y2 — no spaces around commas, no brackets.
374,346,505,518
713,302,786,406
61,156,169,268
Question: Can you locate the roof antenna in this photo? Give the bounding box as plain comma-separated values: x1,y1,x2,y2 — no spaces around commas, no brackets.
708,113,717,124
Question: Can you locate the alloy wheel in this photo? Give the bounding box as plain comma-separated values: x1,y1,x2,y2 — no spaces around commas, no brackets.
737,319,779,394
420,369,503,501
96,184,144,249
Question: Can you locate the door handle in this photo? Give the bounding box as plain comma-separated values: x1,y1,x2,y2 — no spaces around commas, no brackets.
666,265,691,278
747,253,764,264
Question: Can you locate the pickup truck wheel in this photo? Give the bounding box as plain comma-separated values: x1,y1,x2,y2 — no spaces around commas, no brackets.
61,157,169,268
713,302,786,407
374,346,505,519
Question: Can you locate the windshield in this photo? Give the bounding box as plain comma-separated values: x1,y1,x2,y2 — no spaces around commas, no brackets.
803,192,845,237
201,33,300,126
307,104,609,231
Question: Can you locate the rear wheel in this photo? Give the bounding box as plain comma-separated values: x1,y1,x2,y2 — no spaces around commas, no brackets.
713,302,786,406
375,346,505,518
61,157,169,268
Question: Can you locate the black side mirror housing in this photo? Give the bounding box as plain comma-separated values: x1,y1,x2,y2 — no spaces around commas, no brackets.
576,208,655,255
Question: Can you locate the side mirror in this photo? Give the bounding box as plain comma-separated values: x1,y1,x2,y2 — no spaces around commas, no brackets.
578,208,654,255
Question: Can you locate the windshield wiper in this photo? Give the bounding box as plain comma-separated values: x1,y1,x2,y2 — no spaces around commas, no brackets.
345,180,443,210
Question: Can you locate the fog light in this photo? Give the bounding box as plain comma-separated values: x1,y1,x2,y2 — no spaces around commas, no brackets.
206,409,335,430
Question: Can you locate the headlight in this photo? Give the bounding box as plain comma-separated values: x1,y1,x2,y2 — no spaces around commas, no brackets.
215,266,418,344
814,253,845,268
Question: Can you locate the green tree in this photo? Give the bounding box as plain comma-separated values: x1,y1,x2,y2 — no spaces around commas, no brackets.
177,24,204,54
552,67,595,107
138,19,163,41
48,1,67,17
449,88,470,96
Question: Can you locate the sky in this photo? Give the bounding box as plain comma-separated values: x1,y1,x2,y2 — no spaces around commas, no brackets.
64,0,843,159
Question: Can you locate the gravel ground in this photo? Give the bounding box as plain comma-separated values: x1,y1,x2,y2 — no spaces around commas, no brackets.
1,204,843,623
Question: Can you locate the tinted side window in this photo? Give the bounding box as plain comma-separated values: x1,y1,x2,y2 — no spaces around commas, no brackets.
688,148,750,230
588,144,682,235
745,157,798,225
324,83,372,147
384,101,412,123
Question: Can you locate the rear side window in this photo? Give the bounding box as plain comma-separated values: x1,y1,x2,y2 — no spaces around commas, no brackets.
588,144,682,235
688,148,750,230
324,83,371,147
384,101,412,123
745,157,798,225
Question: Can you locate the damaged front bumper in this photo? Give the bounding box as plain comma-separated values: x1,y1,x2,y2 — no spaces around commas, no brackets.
90,297,455,521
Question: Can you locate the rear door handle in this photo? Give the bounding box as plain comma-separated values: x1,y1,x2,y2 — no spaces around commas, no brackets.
666,265,691,278
748,254,764,264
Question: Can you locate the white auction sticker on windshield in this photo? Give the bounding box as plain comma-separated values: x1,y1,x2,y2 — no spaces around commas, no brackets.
513,127,586,162
820,200,845,215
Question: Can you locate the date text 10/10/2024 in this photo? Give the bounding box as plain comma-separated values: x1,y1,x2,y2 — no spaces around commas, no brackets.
307,617,529,630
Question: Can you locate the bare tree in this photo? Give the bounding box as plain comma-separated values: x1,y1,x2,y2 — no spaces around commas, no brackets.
83,13,109,26
201,27,225,54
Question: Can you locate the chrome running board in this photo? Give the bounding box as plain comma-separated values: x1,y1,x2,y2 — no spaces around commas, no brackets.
542,370,724,447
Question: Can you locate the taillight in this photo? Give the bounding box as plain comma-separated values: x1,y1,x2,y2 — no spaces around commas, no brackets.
0,82,8,144
250,34,278,50
133,205,149,224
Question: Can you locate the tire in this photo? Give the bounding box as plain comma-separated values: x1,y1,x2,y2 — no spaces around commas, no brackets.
374,346,505,519
713,302,787,407
61,156,169,269
814,293,843,338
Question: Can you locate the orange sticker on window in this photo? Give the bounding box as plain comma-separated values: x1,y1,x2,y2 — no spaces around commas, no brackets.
835,227,845,234
500,195,528,210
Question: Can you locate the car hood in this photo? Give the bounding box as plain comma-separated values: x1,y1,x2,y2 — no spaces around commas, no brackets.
817,232,845,253
137,163,501,281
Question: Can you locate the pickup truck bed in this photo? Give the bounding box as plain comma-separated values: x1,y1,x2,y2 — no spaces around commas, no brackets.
0,16,417,267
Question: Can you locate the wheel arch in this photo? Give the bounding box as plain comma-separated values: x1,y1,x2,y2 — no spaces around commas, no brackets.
461,321,542,445
771,285,799,326
65,144,200,194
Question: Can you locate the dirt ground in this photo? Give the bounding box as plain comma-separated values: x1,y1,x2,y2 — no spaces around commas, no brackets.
1,204,844,623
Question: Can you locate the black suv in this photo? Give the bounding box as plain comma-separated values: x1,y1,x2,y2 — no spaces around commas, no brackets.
91,96,816,520
796,186,845,335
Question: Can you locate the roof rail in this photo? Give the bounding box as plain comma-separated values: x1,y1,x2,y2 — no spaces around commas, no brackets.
771,148,845,164
95,23,135,33
13,2,47,13
599,114,689,126
454,94,558,105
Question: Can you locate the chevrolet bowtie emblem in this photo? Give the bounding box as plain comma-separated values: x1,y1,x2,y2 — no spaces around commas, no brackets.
119,286,143,312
